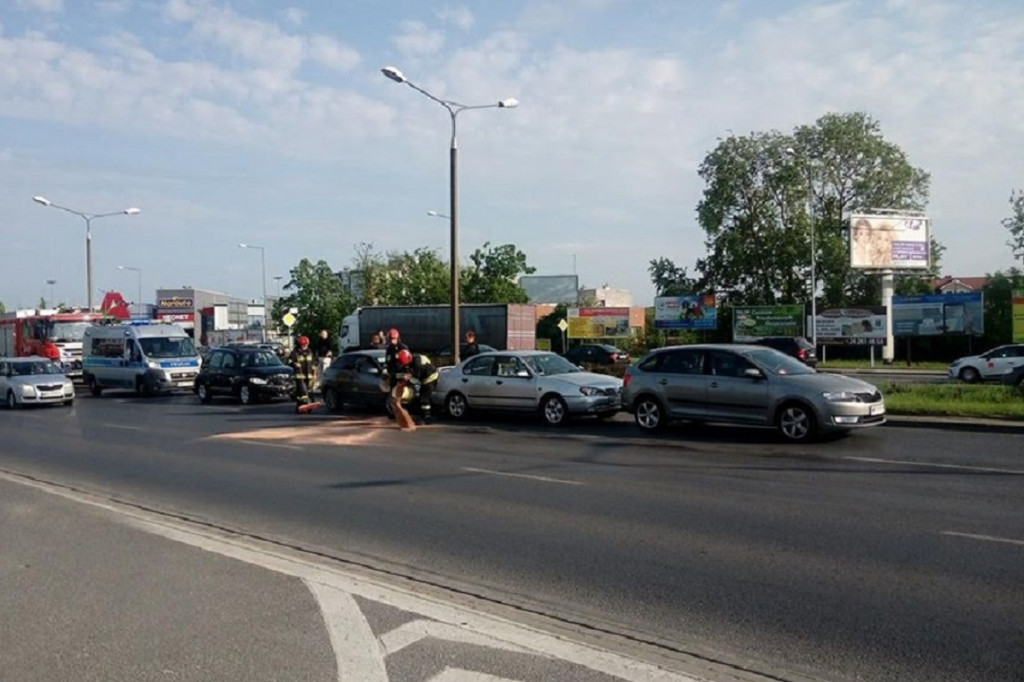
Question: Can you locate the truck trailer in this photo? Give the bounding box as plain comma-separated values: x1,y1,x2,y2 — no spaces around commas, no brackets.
339,304,537,356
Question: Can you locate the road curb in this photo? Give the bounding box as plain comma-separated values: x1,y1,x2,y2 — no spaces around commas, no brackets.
885,415,1024,434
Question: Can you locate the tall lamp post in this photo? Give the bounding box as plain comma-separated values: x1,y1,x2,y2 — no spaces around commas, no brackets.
784,148,817,350
382,66,517,364
238,243,268,342
273,275,284,297
118,265,142,305
33,196,141,312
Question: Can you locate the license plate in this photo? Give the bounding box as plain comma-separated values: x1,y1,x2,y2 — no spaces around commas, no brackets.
870,404,885,416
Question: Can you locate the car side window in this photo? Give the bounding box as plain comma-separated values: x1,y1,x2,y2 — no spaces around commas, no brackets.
335,355,357,371
222,353,236,370
660,350,705,375
463,356,496,376
709,350,754,378
207,351,224,369
495,356,528,377
356,357,379,374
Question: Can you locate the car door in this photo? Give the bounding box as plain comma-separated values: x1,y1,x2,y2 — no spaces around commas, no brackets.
353,355,384,405
326,354,358,401
706,350,770,424
652,348,708,419
490,355,537,411
454,356,498,408
201,350,223,393
983,346,1024,379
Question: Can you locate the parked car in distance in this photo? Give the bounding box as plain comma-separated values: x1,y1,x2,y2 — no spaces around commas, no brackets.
563,343,630,366
749,336,818,367
0,356,75,409
1002,364,1024,388
622,344,885,442
949,344,1024,383
318,349,415,415
434,350,622,426
194,346,295,405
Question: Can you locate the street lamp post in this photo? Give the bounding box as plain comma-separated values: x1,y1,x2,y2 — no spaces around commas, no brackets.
382,66,517,365
784,148,817,350
273,276,284,297
33,196,141,312
118,265,143,306
239,243,268,342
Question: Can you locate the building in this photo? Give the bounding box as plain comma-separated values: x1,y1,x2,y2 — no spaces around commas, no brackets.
154,287,249,340
578,285,633,308
933,276,990,294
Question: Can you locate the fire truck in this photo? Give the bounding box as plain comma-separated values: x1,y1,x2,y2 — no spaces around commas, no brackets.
0,309,103,379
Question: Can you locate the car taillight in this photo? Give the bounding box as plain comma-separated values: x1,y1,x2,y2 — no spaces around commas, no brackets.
798,349,807,359
623,372,632,387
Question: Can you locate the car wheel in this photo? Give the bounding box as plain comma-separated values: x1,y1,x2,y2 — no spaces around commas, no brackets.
777,402,816,443
239,385,253,405
445,392,468,420
541,394,569,426
323,387,342,413
959,367,981,383
197,382,212,404
633,396,665,431
63,399,74,407
87,375,102,397
6,391,18,410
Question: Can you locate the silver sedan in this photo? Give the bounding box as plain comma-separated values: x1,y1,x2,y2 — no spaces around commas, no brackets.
434,351,622,426
1,356,76,409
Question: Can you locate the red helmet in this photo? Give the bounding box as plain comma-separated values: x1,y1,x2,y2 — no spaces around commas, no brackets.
388,328,400,340
397,349,413,366
298,335,310,347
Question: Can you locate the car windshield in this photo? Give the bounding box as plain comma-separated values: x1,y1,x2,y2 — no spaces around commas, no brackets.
12,360,64,376
138,336,198,359
522,353,581,376
745,348,816,376
240,351,284,368
49,321,94,343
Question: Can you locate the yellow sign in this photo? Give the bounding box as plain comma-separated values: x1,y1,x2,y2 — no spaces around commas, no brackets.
536,338,552,350
567,307,631,339
282,312,296,328
1013,289,1024,343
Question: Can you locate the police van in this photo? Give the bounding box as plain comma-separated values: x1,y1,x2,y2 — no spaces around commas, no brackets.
82,321,201,396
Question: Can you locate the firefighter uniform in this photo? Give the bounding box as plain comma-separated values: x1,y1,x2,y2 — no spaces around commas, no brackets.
399,351,439,423
288,339,317,409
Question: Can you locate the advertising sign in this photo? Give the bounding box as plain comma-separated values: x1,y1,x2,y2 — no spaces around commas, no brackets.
567,307,631,339
1013,289,1024,343
156,296,194,311
520,275,580,305
892,293,983,336
733,305,803,342
654,294,717,330
815,307,886,346
848,214,930,270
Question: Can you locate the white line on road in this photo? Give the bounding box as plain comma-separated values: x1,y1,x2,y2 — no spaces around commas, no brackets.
460,467,584,486
379,619,537,657
941,531,1024,547
102,423,144,431
237,439,302,451
304,580,388,682
844,456,1024,475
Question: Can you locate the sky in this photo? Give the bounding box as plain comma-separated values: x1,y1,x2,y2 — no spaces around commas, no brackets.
2,0,1023,311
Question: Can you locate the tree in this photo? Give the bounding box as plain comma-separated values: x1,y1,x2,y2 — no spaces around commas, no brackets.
1003,190,1024,266
0,300,5,314
536,304,568,353
461,242,535,304
648,257,699,297
271,259,353,347
981,269,1024,347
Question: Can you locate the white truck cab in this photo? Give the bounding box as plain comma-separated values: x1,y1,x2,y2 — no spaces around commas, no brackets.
82,321,201,396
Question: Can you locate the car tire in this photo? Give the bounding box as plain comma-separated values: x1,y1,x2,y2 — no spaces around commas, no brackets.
445,392,468,420
6,391,18,410
63,399,74,407
197,382,212,404
87,375,102,397
323,387,342,413
777,402,816,443
633,396,665,431
239,385,253,405
540,394,569,426
959,367,981,383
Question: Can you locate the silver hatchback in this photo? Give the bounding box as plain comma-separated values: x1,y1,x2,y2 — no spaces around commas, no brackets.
622,344,885,442
0,356,76,409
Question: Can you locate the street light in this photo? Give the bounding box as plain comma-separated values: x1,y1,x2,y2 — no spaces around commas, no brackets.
784,148,817,350
118,265,143,305
427,210,451,220
33,196,141,312
238,243,268,342
383,65,518,364
273,275,284,297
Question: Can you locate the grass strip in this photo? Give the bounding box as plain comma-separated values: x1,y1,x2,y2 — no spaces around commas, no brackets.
882,382,1024,419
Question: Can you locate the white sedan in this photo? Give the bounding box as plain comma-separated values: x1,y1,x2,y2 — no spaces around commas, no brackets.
433,350,622,426
0,356,76,409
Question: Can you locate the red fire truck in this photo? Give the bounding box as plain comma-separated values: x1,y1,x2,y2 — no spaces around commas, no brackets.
0,310,104,379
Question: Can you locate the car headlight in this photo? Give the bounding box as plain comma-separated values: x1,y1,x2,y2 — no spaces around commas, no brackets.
579,386,602,396
248,377,268,385
823,391,859,403
147,361,161,369
21,385,37,397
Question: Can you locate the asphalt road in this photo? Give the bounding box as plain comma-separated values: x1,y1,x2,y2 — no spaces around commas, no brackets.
1,393,1021,682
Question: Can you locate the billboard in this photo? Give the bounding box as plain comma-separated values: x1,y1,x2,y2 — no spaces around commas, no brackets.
892,292,983,336
1013,289,1024,343
733,305,804,342
520,275,579,305
654,294,717,330
815,307,886,346
849,214,930,270
567,307,631,339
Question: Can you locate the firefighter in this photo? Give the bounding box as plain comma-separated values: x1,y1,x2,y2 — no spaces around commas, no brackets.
397,348,439,424
288,335,317,411
383,328,409,389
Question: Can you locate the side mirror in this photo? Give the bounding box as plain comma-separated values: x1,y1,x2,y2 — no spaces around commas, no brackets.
515,369,531,378
743,367,764,380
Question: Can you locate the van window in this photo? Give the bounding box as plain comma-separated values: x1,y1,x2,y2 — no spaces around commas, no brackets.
92,337,124,358
139,337,197,358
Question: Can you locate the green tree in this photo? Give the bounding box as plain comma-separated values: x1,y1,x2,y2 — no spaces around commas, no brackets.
981,269,1024,346
271,259,353,347
461,242,535,304
648,257,699,297
536,304,568,353
1004,190,1024,266
0,300,6,314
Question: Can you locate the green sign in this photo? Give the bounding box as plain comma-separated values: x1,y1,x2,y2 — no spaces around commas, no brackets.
733,305,804,342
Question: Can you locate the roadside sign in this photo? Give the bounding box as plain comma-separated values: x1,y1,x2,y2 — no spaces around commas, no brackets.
282,312,296,328
288,307,298,315
557,319,568,332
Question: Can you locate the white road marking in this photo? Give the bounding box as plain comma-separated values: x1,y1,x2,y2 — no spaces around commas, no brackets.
427,670,520,682
102,423,144,431
461,467,584,486
379,619,537,657
844,456,1024,475
941,531,1024,547
304,581,388,682
237,439,302,451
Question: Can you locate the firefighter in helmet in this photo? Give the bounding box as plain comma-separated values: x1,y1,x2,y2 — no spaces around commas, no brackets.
397,348,439,424
288,335,317,410
383,328,409,389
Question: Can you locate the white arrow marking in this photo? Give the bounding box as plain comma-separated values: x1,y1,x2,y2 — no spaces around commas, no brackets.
380,619,538,657
305,580,388,682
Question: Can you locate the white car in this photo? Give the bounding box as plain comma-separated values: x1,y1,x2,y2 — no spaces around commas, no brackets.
433,350,622,426
0,356,76,409
948,344,1024,383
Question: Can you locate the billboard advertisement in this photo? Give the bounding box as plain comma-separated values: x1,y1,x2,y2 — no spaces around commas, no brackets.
849,214,930,270
815,307,886,346
733,305,803,342
520,275,579,305
567,307,631,339
654,294,717,330
892,293,983,336
1013,289,1024,343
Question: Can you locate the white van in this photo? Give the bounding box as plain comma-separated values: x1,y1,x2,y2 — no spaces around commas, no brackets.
82,322,201,396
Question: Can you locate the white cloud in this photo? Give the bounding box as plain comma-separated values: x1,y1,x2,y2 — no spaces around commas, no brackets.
393,20,445,57
436,6,474,31
16,0,63,13
283,7,306,26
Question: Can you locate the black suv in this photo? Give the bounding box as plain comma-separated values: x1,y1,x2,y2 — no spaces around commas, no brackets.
563,344,630,366
749,337,818,367
194,346,295,405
